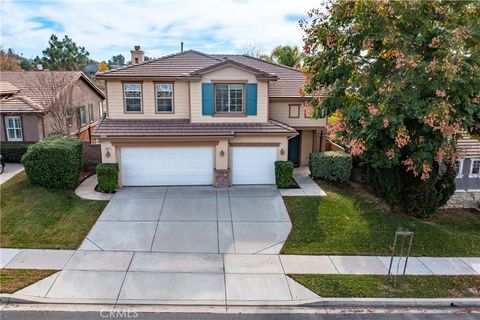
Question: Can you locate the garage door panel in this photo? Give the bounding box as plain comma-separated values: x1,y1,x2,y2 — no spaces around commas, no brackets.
121,147,213,186
231,147,276,185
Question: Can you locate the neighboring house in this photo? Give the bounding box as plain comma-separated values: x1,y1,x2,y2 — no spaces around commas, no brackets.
0,71,105,144
95,46,327,187
446,135,480,208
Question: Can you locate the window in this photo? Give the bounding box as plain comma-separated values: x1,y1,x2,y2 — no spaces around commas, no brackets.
4,116,22,141
79,106,86,125
155,83,173,112
289,105,300,118
88,104,94,123
470,159,480,178
124,83,142,112
215,84,243,113
99,101,104,117
455,160,464,178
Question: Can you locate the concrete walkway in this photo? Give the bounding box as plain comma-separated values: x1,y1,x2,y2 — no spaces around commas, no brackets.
1,248,478,305
0,163,24,185
279,166,326,196
75,175,113,201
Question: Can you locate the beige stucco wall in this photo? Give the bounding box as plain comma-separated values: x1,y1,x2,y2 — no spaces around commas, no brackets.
190,66,269,123
300,130,314,166
100,134,288,172
106,80,190,119
269,101,326,127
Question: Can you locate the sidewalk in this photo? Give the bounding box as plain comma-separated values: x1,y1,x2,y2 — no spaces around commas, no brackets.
2,248,478,275
1,248,478,305
279,166,327,196
0,163,24,185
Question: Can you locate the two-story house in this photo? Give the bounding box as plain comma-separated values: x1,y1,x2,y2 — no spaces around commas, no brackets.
95,47,326,187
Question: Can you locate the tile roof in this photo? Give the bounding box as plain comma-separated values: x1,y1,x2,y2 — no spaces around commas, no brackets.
0,81,20,95
94,118,296,137
458,135,480,158
96,50,307,98
0,71,105,113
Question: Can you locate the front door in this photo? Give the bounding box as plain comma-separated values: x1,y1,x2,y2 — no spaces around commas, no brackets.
288,133,300,166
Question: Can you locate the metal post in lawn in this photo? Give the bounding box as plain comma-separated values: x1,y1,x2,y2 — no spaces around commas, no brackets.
388,231,414,287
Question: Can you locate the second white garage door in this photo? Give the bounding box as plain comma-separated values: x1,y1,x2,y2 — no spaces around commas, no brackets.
120,147,213,186
231,147,277,185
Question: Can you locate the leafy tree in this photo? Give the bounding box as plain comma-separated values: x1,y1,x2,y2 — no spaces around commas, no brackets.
270,45,303,68
19,57,33,70
302,0,480,217
35,34,90,71
107,54,126,68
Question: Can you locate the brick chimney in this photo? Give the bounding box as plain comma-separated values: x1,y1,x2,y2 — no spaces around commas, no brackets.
130,45,144,65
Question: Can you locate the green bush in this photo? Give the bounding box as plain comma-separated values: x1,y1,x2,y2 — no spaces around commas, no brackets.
370,164,456,218
21,136,83,190
96,163,118,193
1,144,30,162
275,161,294,188
309,151,352,182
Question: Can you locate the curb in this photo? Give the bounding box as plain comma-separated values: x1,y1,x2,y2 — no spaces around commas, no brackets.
2,294,480,308
308,298,480,308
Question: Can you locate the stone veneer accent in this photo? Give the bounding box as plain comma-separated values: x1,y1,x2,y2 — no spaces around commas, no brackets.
443,191,480,209
214,169,230,188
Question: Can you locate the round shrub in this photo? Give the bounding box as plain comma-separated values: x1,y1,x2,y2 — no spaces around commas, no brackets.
309,151,352,182
275,161,294,189
96,163,118,193
21,136,83,190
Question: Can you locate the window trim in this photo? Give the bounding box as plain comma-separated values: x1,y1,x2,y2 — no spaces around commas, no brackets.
469,158,480,178
289,104,300,118
4,115,23,142
214,83,245,114
122,82,143,114
154,82,175,114
455,159,464,178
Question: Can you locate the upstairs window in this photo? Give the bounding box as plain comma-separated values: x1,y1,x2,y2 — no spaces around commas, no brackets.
5,116,22,141
124,83,142,112
155,83,173,112
215,84,243,113
79,106,86,125
470,159,480,178
88,103,94,122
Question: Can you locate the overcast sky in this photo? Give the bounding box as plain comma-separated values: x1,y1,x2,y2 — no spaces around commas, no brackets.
0,0,321,61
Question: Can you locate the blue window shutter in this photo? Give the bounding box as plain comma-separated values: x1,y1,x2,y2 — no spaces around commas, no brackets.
246,83,257,116
202,83,214,115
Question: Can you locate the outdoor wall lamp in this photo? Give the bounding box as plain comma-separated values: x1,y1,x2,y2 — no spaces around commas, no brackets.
105,148,111,158
280,148,285,155
220,150,225,157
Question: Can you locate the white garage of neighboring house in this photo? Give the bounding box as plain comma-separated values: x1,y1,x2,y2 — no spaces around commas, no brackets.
97,119,295,187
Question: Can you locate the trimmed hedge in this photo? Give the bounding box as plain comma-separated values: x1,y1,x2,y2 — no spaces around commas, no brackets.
21,136,83,190
1,144,31,162
275,161,294,189
309,151,352,182
96,163,119,193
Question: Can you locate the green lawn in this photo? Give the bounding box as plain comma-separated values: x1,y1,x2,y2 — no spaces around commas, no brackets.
291,275,480,298
0,172,107,249
282,180,480,256
0,269,57,294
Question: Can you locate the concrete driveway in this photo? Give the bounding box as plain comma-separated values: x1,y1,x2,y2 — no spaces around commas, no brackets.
81,185,292,254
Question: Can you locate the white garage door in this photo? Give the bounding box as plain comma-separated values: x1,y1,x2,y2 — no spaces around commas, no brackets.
231,147,276,185
120,147,213,186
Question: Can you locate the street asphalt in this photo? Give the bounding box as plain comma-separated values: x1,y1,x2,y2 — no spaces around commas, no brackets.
1,311,479,320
